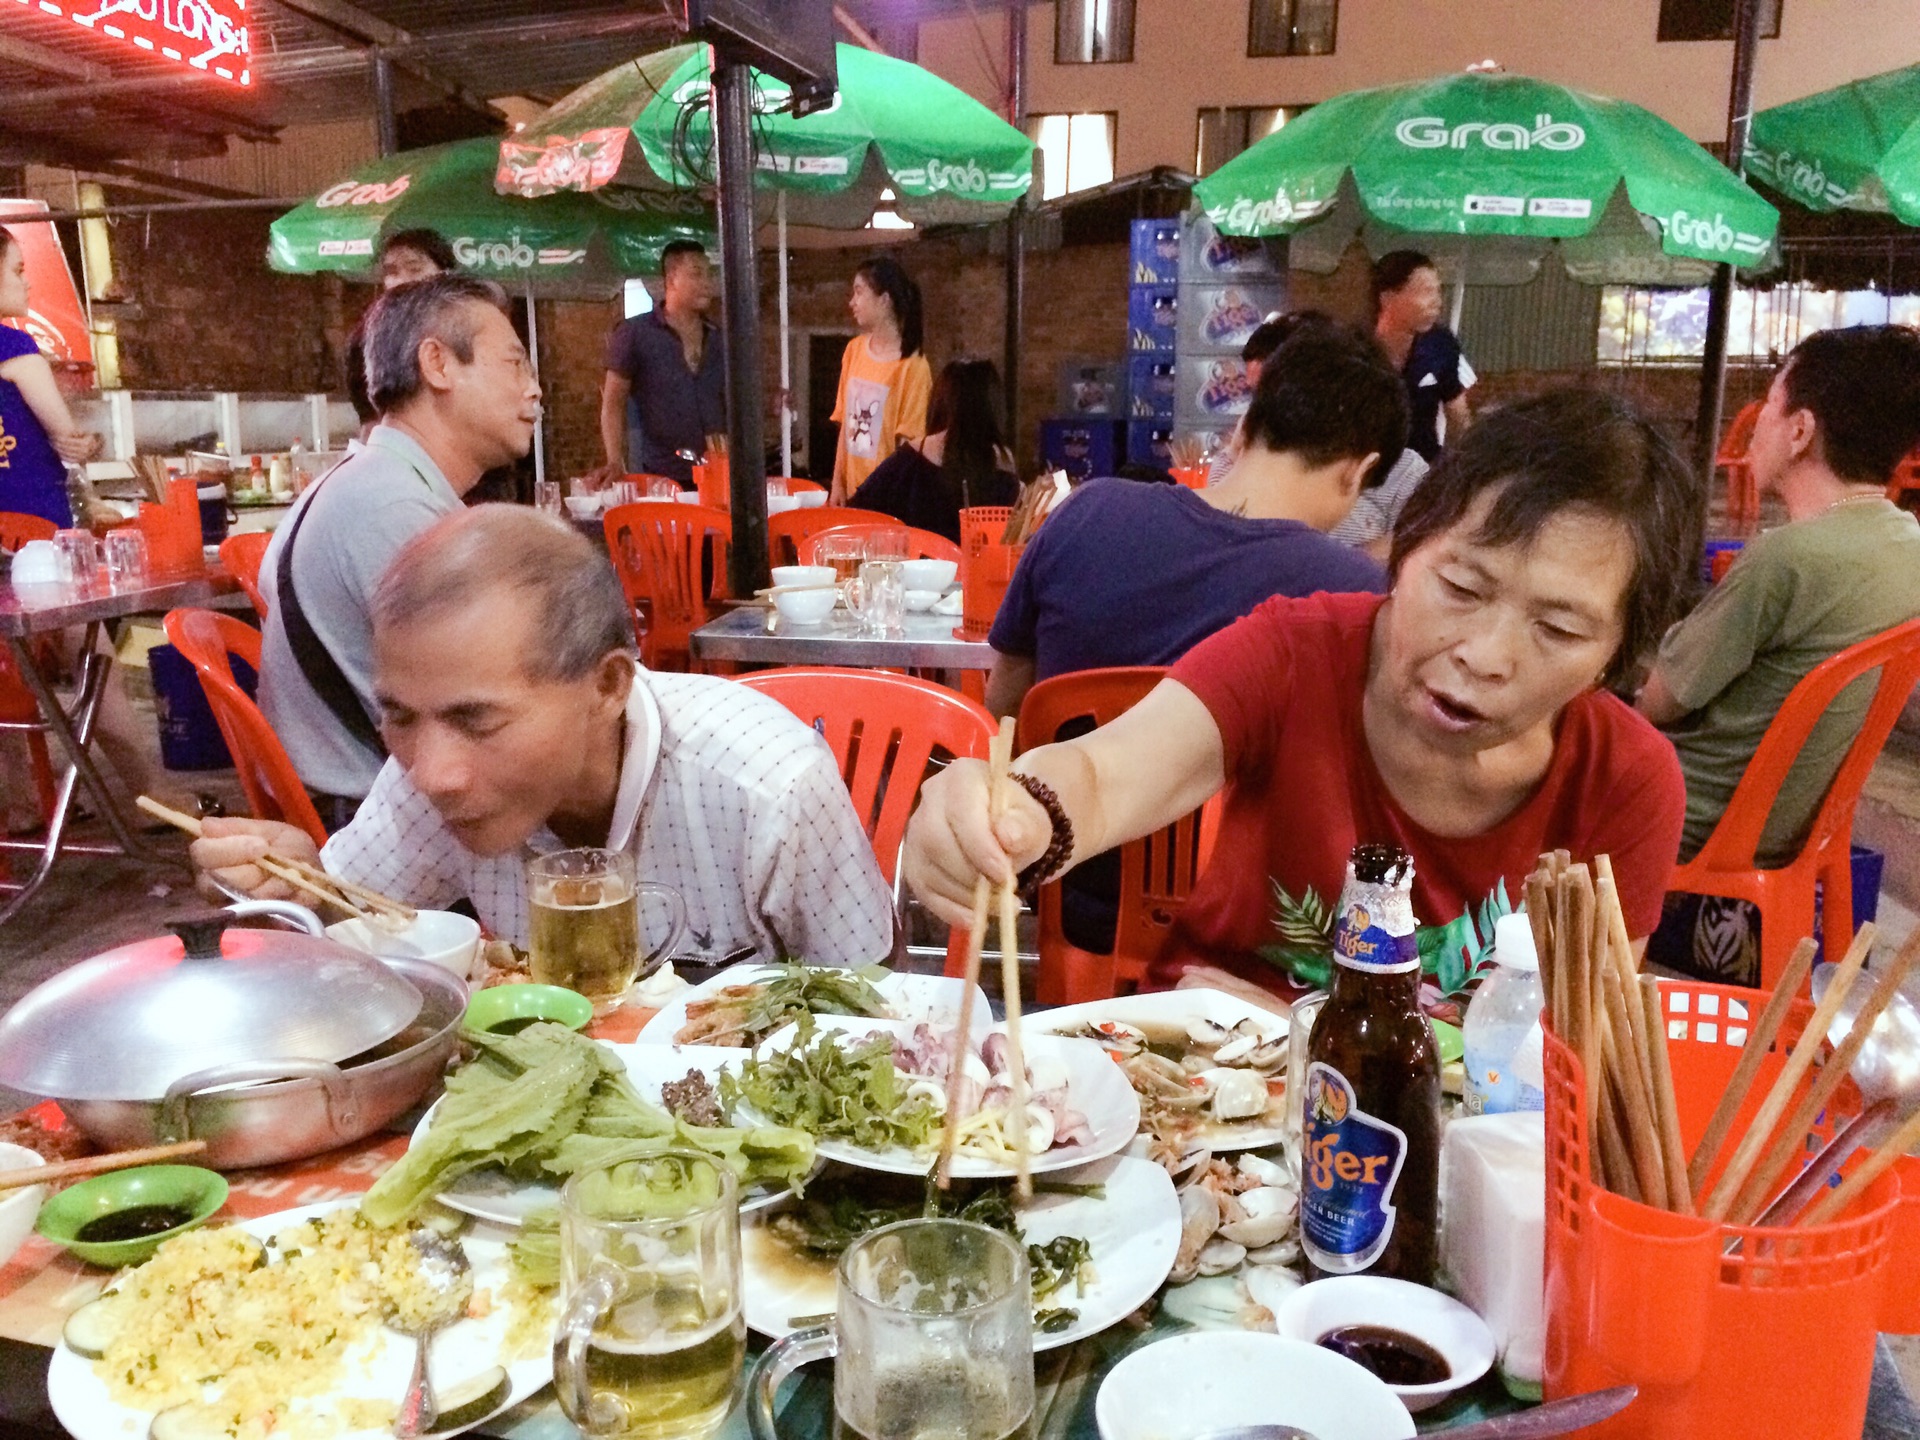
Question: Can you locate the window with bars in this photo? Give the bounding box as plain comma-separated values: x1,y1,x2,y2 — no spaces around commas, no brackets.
1248,0,1338,56
1657,0,1782,41
1196,105,1311,175
1027,113,1119,200
1055,0,1135,64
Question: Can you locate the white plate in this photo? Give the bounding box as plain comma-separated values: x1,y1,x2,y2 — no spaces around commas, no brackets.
635,964,992,1050
741,1153,1178,1352
1027,989,1291,1152
48,1200,550,1440
931,591,964,616
422,1043,809,1226
737,1017,1140,1178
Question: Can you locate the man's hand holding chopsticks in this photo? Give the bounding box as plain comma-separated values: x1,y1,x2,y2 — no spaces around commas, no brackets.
902,759,1052,929
191,817,324,905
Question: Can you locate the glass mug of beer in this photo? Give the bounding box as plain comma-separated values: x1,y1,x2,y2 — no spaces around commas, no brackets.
526,848,686,1013
747,1219,1035,1440
814,533,865,589
555,1149,746,1440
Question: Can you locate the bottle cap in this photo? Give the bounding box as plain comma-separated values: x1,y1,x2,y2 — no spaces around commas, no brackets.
1493,912,1539,971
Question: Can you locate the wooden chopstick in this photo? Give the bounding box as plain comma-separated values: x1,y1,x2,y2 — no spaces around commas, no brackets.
1701,926,1873,1221
987,719,1032,1201
1640,975,1693,1215
1688,936,1820,1196
0,1140,208,1191
751,582,839,599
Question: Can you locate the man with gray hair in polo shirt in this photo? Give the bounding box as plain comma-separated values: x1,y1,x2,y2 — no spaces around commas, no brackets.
260,274,542,827
195,506,897,965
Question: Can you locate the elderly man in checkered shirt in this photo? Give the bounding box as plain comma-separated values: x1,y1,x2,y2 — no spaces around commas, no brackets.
191,505,896,964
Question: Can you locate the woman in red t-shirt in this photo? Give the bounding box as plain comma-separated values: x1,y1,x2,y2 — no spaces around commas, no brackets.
904,389,1701,995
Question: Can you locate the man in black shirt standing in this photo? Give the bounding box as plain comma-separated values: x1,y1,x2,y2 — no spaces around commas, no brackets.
593,241,727,488
1372,250,1475,463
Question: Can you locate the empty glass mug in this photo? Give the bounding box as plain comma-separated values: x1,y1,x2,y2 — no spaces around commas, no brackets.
103,529,149,587
526,848,686,1012
844,560,905,637
555,1149,746,1440
747,1219,1035,1440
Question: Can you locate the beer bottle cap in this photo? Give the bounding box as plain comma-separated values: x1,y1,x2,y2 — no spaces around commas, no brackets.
1493,912,1539,972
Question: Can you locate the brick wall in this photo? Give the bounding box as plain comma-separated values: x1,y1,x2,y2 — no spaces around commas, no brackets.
535,297,623,481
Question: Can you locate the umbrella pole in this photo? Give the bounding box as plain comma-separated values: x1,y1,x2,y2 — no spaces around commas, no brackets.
779,190,793,479
526,281,546,492
714,52,773,597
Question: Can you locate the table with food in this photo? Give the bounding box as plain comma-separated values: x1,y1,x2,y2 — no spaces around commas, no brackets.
1,833,1918,1440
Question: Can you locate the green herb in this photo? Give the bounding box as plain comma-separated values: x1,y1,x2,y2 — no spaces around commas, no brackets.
253,1341,278,1358
682,962,895,1046
1034,1308,1077,1333
1026,1235,1093,1303
720,1013,940,1152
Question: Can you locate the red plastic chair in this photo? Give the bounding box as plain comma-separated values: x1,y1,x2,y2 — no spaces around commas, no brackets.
1669,617,1920,991
603,502,732,672
162,608,328,848
941,667,1221,1004
767,506,877,568
737,667,996,887
218,531,272,621
1714,399,1763,526
1885,448,1920,508
804,523,963,566
0,512,56,551
778,478,827,495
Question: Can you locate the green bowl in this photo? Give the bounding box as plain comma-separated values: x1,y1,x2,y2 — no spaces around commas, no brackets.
36,1165,228,1268
463,983,594,1036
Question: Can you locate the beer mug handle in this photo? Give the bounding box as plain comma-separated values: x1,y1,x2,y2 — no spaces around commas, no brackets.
553,1267,625,1435
841,575,867,623
746,1321,836,1440
636,881,687,976
1289,989,1329,1151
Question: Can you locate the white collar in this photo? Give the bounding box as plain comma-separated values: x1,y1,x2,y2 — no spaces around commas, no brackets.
606,673,662,851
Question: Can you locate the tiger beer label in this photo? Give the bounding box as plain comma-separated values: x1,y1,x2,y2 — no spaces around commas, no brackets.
1300,1062,1408,1274
1332,900,1419,973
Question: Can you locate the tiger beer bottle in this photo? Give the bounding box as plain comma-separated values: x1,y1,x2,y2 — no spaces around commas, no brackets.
1301,843,1441,1285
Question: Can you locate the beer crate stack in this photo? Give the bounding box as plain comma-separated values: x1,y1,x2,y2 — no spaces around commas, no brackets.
1167,214,1287,467
1124,218,1182,471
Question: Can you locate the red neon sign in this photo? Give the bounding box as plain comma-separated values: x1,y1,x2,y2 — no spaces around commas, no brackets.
15,0,252,87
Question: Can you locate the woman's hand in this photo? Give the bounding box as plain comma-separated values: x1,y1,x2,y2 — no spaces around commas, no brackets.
190,816,323,904
51,431,100,464
902,759,1054,929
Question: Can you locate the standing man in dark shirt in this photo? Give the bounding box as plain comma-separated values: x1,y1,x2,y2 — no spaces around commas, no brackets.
594,241,726,488
1372,250,1474,463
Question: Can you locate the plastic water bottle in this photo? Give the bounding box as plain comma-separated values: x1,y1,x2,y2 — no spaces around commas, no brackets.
1463,913,1546,1116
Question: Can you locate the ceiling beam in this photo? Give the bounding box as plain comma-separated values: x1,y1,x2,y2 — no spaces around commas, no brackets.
0,29,278,143
267,0,504,121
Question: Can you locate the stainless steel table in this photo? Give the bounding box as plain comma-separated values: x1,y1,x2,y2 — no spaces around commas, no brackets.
690,605,994,669
0,568,239,925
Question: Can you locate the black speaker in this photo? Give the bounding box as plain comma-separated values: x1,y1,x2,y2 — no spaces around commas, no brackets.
683,0,838,99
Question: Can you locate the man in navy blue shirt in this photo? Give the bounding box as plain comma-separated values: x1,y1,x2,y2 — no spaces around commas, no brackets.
985,322,1408,719
593,241,727,487
1372,250,1474,462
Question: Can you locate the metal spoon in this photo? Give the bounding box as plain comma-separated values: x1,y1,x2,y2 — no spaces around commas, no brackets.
385,1228,474,1439
1193,1383,1637,1440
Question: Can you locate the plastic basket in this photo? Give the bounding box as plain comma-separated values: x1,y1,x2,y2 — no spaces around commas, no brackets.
1544,981,1902,1440
956,507,1018,643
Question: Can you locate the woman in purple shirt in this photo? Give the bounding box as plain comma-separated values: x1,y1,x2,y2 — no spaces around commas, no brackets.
0,227,97,528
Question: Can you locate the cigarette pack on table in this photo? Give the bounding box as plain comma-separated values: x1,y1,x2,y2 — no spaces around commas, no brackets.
1441,1111,1545,1392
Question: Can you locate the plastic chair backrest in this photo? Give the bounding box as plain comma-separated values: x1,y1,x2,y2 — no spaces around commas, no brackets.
779,478,827,495
162,608,328,848
803,523,963,566
603,502,731,671
767,506,875,567
1016,666,1219,1002
218,531,273,620
1886,448,1920,503
736,667,996,885
0,511,57,551
1715,399,1763,466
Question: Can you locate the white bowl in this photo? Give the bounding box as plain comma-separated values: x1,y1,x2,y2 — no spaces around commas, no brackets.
903,589,940,612
675,490,703,503
563,494,602,519
773,587,838,626
771,564,835,590
899,558,958,592
326,909,483,981
0,1144,48,1268
1270,1276,1497,1413
1096,1332,1414,1440
792,490,827,509
766,494,800,516
9,540,65,586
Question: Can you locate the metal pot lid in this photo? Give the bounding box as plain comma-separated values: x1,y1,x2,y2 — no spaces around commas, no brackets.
0,913,424,1102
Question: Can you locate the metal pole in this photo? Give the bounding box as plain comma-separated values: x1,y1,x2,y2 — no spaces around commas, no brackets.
370,50,399,158
1693,0,1765,485
778,190,793,479
525,282,546,491
713,56,771,596
1003,0,1028,456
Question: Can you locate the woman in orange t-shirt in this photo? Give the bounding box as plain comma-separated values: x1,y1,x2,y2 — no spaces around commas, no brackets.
829,255,932,504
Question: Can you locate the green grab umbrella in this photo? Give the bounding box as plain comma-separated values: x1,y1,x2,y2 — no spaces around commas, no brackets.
1193,70,1779,285
269,137,715,299
1746,64,1920,225
494,43,1034,229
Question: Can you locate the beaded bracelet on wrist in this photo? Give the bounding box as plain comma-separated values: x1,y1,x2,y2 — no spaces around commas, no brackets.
1011,771,1074,898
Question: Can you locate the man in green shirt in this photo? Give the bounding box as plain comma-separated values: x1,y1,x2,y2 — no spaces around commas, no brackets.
1638,325,1920,979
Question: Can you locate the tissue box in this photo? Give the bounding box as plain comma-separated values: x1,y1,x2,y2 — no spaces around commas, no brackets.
1441,1112,1545,1391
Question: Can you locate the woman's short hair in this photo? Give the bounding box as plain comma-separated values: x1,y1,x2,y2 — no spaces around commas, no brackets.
1372,249,1436,304
1242,324,1409,487
372,505,633,682
363,274,509,414
1388,390,1702,686
381,228,457,273
854,255,924,358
